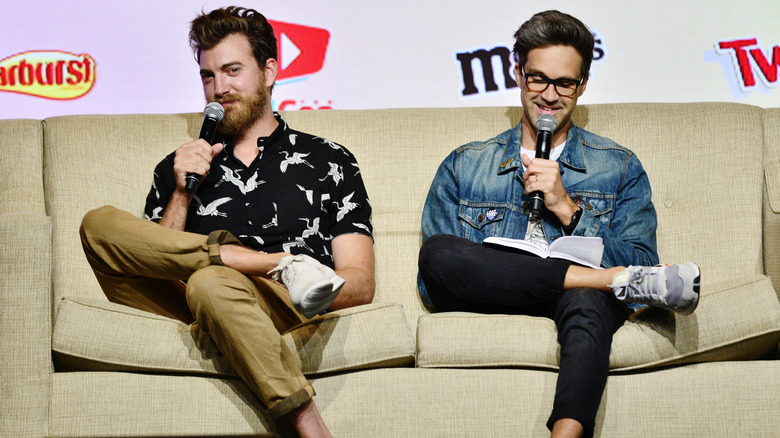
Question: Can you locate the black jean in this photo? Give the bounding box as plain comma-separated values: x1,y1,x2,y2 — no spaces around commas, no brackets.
418,234,628,437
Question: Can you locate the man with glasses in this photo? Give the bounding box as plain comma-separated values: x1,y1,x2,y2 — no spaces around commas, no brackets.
417,10,700,438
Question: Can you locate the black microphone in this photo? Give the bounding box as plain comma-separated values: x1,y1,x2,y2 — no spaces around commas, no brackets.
528,114,557,218
185,102,225,193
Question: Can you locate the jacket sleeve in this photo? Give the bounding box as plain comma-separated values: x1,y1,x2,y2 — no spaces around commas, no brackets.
421,150,462,242
417,150,462,305
575,153,659,268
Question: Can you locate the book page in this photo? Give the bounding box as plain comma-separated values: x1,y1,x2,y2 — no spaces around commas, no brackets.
548,236,604,269
483,235,604,269
482,236,547,258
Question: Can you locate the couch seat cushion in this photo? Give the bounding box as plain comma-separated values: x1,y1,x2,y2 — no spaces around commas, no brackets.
52,298,414,376
416,275,780,371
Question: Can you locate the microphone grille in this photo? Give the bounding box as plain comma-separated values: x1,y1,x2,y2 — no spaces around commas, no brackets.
204,102,225,121
536,114,557,133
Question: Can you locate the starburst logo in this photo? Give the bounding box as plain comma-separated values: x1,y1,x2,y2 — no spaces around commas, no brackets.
0,50,96,100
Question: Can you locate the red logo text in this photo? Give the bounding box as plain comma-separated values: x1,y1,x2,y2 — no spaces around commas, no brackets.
277,99,333,111
717,38,779,91
0,50,96,100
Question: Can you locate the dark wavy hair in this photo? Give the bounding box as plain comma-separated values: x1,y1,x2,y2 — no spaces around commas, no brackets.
512,10,594,79
189,6,277,69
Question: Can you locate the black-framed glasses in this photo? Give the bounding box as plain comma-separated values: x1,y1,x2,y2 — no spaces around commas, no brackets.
521,66,584,98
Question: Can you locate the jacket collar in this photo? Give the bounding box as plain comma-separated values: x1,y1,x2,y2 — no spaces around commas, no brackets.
498,120,587,174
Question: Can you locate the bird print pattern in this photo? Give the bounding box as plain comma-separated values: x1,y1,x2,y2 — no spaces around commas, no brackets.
144,112,373,268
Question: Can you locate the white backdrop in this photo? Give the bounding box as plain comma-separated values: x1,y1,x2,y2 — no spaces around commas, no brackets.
2,0,779,120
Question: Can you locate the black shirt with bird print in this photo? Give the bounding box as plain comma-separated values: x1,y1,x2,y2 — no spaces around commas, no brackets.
144,112,373,268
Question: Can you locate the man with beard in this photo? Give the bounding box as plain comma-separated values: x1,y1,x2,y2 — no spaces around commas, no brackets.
79,7,374,437
417,10,700,438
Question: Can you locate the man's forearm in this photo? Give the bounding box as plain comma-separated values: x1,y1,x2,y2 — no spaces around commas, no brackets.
330,266,375,310
158,191,191,230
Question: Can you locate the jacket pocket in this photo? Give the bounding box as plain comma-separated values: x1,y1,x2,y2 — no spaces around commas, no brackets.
572,193,614,227
458,203,506,240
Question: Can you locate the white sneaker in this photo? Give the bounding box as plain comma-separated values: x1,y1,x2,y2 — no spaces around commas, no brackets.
609,263,701,315
268,255,345,318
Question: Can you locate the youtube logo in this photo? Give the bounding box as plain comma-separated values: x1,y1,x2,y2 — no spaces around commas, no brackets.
269,20,330,82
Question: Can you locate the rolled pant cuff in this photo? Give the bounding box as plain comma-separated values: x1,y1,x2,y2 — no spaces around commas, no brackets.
206,230,242,265
265,385,316,418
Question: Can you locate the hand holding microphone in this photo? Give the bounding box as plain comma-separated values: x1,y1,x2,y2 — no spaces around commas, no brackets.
527,114,557,219
184,102,225,193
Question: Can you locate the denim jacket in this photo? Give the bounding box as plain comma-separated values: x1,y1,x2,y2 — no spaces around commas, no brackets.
418,121,659,305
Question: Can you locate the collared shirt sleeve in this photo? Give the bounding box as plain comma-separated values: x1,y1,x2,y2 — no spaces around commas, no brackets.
326,149,373,240
143,153,176,223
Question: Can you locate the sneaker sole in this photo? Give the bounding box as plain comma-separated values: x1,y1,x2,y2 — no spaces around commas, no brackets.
679,263,701,315
300,278,345,318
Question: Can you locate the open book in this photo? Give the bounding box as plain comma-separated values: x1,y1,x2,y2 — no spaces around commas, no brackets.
483,235,604,269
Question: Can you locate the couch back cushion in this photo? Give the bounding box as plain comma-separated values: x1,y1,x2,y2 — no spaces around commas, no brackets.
43,104,766,326
571,103,764,281
44,114,203,305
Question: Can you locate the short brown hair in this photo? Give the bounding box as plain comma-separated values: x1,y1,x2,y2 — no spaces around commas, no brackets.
512,10,594,79
189,6,277,69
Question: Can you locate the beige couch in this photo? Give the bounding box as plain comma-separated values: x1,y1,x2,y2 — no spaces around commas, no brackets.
2,103,780,437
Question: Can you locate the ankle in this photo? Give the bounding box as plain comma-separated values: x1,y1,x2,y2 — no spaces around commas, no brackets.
286,400,332,438
606,266,626,283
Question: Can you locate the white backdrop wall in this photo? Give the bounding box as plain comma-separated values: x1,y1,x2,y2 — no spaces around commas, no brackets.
1,0,779,120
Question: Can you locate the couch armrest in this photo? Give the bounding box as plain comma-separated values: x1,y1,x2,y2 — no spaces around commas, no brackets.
0,213,52,437
0,119,46,216
764,108,780,295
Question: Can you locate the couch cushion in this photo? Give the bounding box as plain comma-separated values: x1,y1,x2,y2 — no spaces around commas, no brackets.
52,298,414,376
416,275,780,371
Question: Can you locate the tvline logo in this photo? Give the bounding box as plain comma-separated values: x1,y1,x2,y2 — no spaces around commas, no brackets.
455,31,606,97
270,20,334,110
0,50,96,99
716,37,779,93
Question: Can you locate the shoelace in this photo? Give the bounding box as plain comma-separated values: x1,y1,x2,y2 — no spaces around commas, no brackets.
625,267,661,300
268,255,303,281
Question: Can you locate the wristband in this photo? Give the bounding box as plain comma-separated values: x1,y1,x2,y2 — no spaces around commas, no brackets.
562,206,582,235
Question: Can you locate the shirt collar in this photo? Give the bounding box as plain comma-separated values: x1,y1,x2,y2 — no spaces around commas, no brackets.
220,112,289,156
257,112,287,155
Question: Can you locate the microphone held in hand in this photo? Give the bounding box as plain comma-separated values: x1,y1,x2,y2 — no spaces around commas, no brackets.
185,102,225,193
528,114,557,218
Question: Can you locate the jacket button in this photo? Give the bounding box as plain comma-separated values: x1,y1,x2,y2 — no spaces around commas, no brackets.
477,213,485,222
585,203,593,210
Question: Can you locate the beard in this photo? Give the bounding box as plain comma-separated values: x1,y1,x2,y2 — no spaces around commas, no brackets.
214,77,269,137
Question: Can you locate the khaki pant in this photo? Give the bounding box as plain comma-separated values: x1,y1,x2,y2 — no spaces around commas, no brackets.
79,205,314,418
